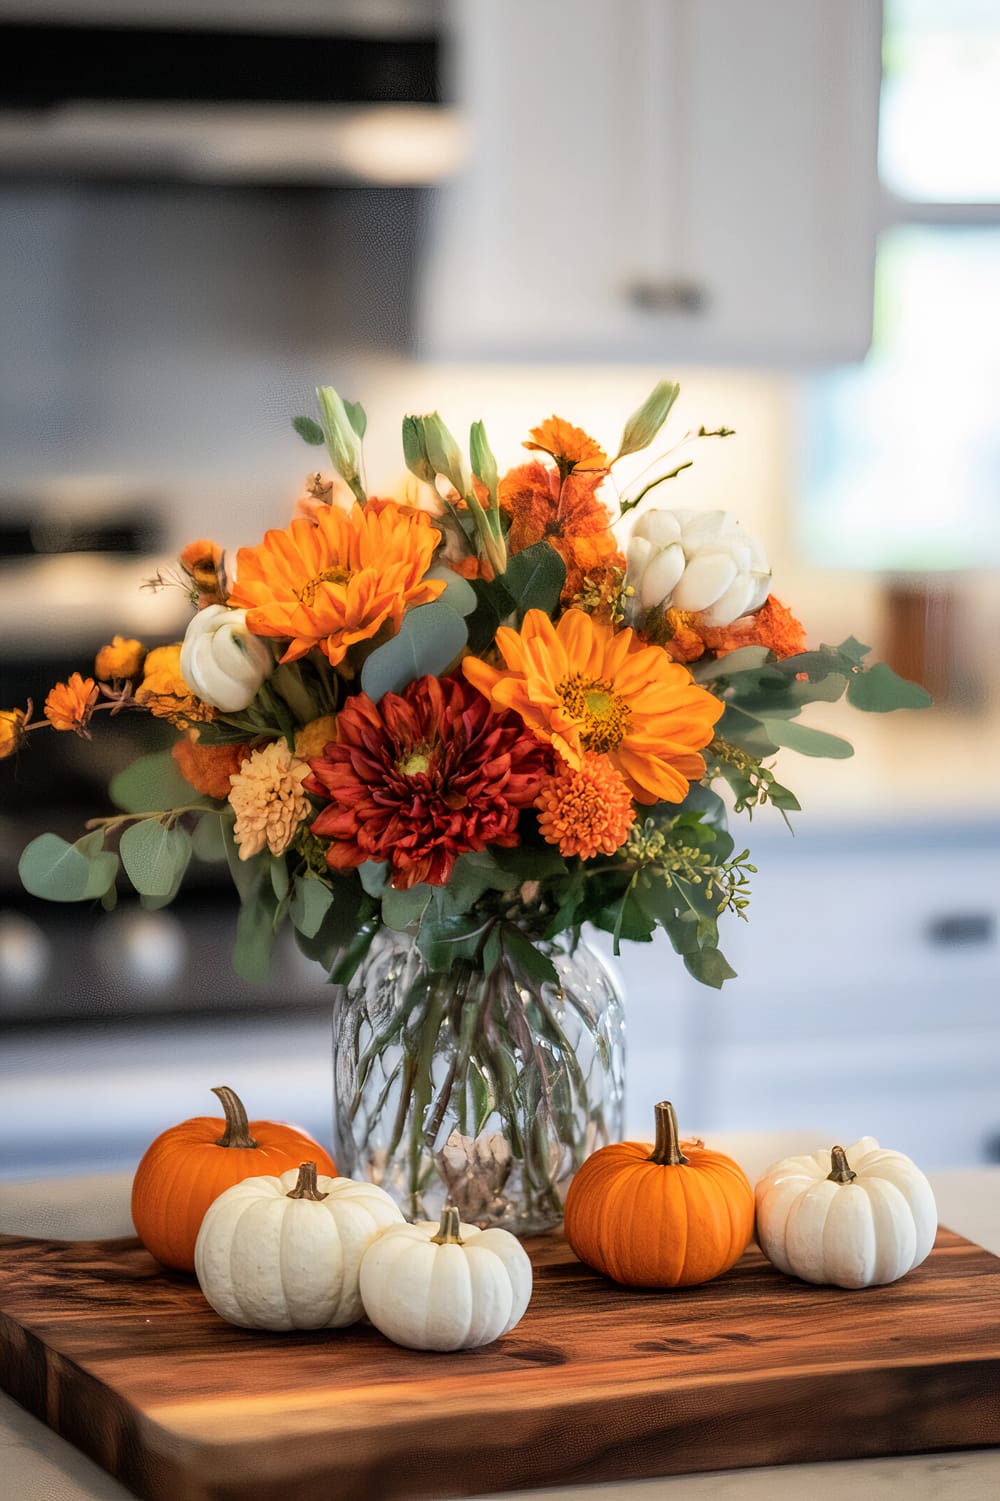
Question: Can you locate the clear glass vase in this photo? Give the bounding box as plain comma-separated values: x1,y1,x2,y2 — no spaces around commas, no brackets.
331,925,626,1235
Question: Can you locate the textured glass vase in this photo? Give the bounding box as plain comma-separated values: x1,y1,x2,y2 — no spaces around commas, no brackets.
331,925,626,1235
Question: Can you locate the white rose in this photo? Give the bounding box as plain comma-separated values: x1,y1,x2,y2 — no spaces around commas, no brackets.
179,605,274,712
626,508,770,627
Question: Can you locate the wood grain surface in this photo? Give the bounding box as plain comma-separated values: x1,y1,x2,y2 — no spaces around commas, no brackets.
0,1228,998,1501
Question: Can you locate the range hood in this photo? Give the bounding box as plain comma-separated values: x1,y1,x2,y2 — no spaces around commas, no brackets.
0,0,465,185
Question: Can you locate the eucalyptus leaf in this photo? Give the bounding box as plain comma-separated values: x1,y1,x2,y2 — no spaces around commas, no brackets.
119,820,192,898
502,541,566,620
381,883,432,931
847,662,933,712
270,856,290,903
289,875,336,939
232,889,278,983
684,946,738,988
221,819,269,904
760,717,855,759
426,564,478,618
359,861,388,898
109,750,199,816
615,379,681,460
191,810,229,862
291,415,325,446
360,600,468,702
18,832,119,903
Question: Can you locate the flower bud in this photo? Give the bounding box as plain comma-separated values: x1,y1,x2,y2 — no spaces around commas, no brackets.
179,605,274,713
626,508,770,627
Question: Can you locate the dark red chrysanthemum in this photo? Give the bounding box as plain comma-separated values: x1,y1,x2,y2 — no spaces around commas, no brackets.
305,674,551,889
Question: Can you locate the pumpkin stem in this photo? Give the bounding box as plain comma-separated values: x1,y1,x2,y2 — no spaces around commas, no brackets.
646,1101,689,1167
211,1085,260,1150
430,1204,464,1245
286,1161,329,1201
828,1145,858,1185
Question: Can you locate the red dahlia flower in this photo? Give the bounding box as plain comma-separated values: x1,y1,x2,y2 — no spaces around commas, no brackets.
305,675,550,890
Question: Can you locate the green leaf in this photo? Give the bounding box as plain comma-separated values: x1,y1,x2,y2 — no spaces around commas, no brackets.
359,861,388,898
684,946,738,988
291,415,325,446
469,1058,495,1135
269,856,290,903
232,889,278,983
119,820,192,898
191,810,230,862
289,875,335,938
381,882,433,931
360,599,468,702
109,749,199,815
469,419,499,499
759,717,855,759
426,564,478,618
615,380,681,460
221,819,270,903
343,399,367,440
482,924,502,976
18,832,119,903
417,912,485,971
500,924,560,985
847,661,933,712
502,541,566,620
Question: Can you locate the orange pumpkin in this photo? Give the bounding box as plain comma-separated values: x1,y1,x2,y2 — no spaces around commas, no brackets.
130,1084,337,1272
563,1100,754,1287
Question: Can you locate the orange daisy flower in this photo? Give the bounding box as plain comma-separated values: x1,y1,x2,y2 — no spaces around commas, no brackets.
536,754,635,859
0,707,28,759
498,461,624,603
524,416,609,475
463,608,723,806
95,634,145,682
44,673,100,735
227,499,445,667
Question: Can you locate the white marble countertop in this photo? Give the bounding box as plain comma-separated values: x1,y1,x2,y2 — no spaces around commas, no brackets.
0,1159,997,1501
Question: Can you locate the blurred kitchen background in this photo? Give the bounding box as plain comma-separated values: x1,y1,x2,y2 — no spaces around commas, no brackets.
1,0,997,1179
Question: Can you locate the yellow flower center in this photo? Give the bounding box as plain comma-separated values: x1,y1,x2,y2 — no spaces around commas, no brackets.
398,748,431,777
558,673,631,753
297,565,352,606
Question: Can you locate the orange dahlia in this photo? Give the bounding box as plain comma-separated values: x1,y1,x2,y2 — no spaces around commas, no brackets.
463,608,723,806
44,674,100,735
305,674,550,890
498,461,624,603
227,500,445,667
536,754,635,860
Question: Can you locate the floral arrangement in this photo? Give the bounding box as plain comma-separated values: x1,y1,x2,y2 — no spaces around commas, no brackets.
3,380,929,997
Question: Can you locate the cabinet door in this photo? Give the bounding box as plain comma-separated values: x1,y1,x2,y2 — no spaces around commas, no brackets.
417,0,882,364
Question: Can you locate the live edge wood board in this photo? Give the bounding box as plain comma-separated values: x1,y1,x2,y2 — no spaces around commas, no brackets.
0,1229,998,1501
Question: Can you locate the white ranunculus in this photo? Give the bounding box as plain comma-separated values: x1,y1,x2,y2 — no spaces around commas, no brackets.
626,507,771,627
179,605,274,712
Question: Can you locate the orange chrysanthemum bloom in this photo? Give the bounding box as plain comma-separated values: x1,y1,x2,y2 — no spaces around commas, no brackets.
536,754,635,860
135,643,214,727
524,416,609,474
227,499,445,667
95,635,145,682
701,594,808,660
463,608,723,806
44,674,100,734
179,539,226,608
171,731,249,800
0,707,27,759
228,739,312,860
498,461,624,603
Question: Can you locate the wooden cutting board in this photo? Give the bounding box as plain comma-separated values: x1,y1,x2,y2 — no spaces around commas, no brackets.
0,1227,998,1501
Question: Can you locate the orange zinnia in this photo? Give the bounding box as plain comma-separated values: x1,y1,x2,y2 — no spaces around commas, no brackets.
524,416,609,475
227,500,445,667
463,608,723,806
44,673,100,734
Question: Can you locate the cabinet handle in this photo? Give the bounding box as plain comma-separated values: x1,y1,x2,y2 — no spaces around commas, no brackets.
924,913,995,947
626,278,708,316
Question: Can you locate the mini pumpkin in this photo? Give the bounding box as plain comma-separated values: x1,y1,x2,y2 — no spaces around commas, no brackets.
194,1161,404,1329
131,1084,336,1272
563,1099,755,1287
359,1204,533,1350
754,1136,938,1288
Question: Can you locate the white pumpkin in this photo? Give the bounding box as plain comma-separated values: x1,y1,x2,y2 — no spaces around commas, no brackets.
754,1136,938,1289
193,1161,404,1330
359,1205,533,1351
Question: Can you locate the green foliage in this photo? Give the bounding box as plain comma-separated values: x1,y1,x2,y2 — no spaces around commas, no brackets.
502,541,566,620
291,415,325,445
109,749,200,815
119,820,192,899
360,599,469,702
847,660,932,711
18,831,119,903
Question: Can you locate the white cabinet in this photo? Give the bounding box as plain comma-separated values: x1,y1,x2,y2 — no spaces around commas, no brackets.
418,0,882,365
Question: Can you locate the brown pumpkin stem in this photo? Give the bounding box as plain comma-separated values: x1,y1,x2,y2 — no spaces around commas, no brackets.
646,1101,689,1167
211,1085,260,1149
430,1204,464,1245
827,1145,858,1185
286,1162,329,1201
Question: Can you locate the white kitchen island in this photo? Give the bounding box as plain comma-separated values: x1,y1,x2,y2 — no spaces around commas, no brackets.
1,1157,997,1501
